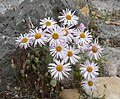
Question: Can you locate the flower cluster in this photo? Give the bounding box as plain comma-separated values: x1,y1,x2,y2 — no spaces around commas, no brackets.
79,39,103,95
15,9,103,95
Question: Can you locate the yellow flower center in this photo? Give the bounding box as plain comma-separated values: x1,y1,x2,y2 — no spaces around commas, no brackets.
56,46,62,52
63,29,69,36
35,33,41,39
46,21,51,26
67,51,73,57
21,38,28,43
80,33,86,38
66,15,72,20
87,66,93,72
92,46,98,53
56,65,63,72
52,33,59,39
88,81,93,86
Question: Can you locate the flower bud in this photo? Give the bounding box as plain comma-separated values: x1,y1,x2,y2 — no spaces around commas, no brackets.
25,59,31,65
32,65,37,71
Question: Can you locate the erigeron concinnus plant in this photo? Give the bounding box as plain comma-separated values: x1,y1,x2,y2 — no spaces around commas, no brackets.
15,9,103,96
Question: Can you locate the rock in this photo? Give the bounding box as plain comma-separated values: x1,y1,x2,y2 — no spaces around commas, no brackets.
0,33,16,91
97,22,120,40
14,0,87,32
0,0,86,91
60,77,120,99
90,0,120,15
96,21,120,47
60,89,80,99
93,77,120,99
90,0,120,47
89,0,120,47
103,47,120,77
0,0,24,14
0,34,16,59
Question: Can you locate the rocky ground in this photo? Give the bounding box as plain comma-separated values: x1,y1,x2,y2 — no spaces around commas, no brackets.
89,0,120,78
0,0,120,99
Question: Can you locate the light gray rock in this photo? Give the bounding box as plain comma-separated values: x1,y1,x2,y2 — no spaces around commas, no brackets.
90,0,120,15
104,47,120,77
0,0,24,14
97,22,120,39
90,0,120,47
97,21,120,47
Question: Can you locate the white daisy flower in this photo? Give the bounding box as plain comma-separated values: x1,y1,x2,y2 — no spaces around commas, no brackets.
80,60,99,79
48,60,71,80
46,25,64,46
58,9,79,26
16,33,32,49
75,29,92,45
88,39,103,60
64,46,80,64
40,17,57,29
29,28,47,47
61,25,76,43
49,44,67,59
81,79,96,95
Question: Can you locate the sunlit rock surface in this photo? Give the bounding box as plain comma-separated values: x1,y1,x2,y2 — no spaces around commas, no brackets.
93,77,120,99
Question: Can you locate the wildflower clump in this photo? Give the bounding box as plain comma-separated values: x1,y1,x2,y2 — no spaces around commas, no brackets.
15,9,103,97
